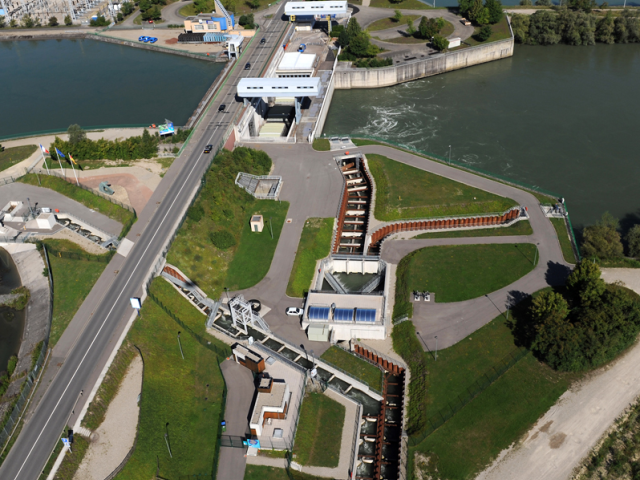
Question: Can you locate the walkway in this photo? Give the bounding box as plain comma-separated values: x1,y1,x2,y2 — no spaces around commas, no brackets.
217,359,255,480
475,268,640,480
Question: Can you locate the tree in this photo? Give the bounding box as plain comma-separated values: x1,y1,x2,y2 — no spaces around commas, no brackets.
418,16,440,39
406,17,416,35
9,18,17,27
459,0,473,18
48,16,59,27
67,124,86,145
117,12,124,21
64,14,72,26
566,261,605,309
614,9,640,43
21,14,35,28
432,34,449,50
141,6,161,21
338,28,350,47
595,11,615,43
485,0,504,24
581,212,624,260
475,7,491,25
626,225,640,258
346,16,362,40
476,24,493,40
0,16,5,28
249,0,260,10
510,13,530,42
520,0,532,5
122,1,135,15
567,0,596,12
468,0,484,22
535,0,552,5
349,32,373,57
528,10,561,44
393,9,402,22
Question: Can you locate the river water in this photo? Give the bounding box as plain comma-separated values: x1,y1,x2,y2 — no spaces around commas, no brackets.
0,39,224,138
324,44,640,230
0,249,25,374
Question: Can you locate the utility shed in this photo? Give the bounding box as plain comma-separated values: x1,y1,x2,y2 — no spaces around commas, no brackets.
307,323,330,341
251,215,264,232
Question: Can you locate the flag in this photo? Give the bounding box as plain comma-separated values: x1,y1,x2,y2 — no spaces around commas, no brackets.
69,154,77,165
55,148,66,159
40,144,49,155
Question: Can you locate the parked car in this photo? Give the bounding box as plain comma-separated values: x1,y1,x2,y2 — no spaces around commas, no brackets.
138,36,148,42
286,307,303,316
149,37,158,43
203,144,213,153
218,104,226,112
245,62,251,70
260,37,266,44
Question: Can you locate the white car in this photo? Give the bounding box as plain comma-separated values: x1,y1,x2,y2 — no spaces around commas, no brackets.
286,307,303,316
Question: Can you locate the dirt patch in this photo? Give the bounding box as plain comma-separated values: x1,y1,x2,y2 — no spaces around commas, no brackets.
165,37,178,44
549,432,567,449
529,431,539,441
539,421,553,433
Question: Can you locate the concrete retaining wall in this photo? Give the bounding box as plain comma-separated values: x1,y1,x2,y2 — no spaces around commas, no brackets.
334,37,514,90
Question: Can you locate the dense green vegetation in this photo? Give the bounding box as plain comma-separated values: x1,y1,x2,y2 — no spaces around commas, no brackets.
582,212,623,260
459,0,504,26
51,434,90,480
115,277,228,479
465,14,513,45
244,465,327,480
394,244,537,314
367,13,420,31
576,398,640,480
286,218,333,298
293,393,345,467
550,217,577,263
517,262,640,372
338,17,392,68
0,144,37,172
181,0,269,17
0,355,18,398
40,240,112,347
415,219,533,239
167,147,289,297
320,346,383,391
5,287,30,311
511,9,640,45
19,174,136,232
367,154,516,221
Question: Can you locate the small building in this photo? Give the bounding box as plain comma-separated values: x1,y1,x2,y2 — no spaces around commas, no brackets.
251,215,264,232
276,52,317,78
36,213,56,230
232,344,265,373
448,37,461,48
226,34,244,58
184,13,235,34
249,374,290,437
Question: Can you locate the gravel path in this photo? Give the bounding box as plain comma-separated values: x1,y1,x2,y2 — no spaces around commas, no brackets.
475,268,640,480
73,355,143,480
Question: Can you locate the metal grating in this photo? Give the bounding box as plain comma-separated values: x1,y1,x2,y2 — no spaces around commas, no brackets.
333,308,354,322
308,305,330,320
355,308,376,323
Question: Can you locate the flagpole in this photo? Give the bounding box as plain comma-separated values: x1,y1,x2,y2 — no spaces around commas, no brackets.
56,152,64,177
69,153,79,186
42,149,50,175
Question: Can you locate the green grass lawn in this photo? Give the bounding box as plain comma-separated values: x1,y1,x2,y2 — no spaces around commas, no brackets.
133,14,165,24
312,138,330,151
180,0,271,17
0,145,37,172
369,0,438,9
415,219,532,239
286,218,333,297
367,14,420,31
167,148,289,297
396,243,537,307
43,240,112,347
19,174,135,231
51,434,90,480
367,154,516,221
466,15,512,46
293,393,345,467
115,277,228,479
376,19,454,43
320,346,383,392
245,465,327,480
550,218,577,264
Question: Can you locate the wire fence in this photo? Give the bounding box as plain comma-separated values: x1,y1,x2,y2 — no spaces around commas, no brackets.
407,347,529,447
0,245,54,453
351,135,582,261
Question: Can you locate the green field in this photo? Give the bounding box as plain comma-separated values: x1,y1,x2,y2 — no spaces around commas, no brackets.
293,393,345,467
114,277,228,479
245,465,327,480
19,174,135,233
366,154,516,221
312,138,330,151
415,219,533,239
369,0,438,9
167,148,289,297
286,218,333,297
321,346,383,392
43,240,112,347
396,244,537,307
465,15,512,46
550,218,577,264
367,14,420,31
0,145,37,172
180,0,271,17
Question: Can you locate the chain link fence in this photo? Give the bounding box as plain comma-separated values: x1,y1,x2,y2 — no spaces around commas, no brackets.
0,245,54,454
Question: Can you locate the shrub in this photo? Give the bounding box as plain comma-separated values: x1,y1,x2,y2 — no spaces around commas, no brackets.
48,16,59,27
209,230,236,250
7,356,17,377
50,128,158,162
476,24,493,41
89,15,110,26
581,212,623,260
431,34,449,51
187,204,204,223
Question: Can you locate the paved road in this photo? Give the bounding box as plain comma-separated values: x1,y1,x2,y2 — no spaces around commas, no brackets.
218,360,255,480
0,5,290,479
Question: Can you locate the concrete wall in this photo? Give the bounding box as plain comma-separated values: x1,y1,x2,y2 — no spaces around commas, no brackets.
334,37,514,90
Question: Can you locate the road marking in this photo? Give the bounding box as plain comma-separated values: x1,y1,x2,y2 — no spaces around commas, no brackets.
11,122,223,480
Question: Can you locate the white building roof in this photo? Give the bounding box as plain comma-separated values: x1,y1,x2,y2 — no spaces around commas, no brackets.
226,34,244,47
237,77,321,97
285,1,348,16
278,52,317,71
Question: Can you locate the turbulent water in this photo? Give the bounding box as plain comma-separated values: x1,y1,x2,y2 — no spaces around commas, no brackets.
324,44,640,229
0,39,224,138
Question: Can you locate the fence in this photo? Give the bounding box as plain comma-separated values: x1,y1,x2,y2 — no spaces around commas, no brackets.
0,245,54,454
350,135,582,261
407,347,528,447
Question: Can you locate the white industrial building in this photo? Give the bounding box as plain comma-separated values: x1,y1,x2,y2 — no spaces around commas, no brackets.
276,52,317,78
284,1,348,16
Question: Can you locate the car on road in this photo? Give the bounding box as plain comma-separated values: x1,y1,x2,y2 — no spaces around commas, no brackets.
218,104,226,112
245,62,251,70
204,144,213,153
260,37,266,44
286,307,303,316
149,37,158,43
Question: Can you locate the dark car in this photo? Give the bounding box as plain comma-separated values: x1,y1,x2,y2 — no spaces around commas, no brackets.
203,144,213,153
260,37,266,44
218,104,226,112
245,62,251,70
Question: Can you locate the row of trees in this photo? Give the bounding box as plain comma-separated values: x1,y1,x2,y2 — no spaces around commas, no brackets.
0,14,74,28
511,9,640,45
337,18,386,63
581,212,640,260
518,262,640,372
520,0,601,13
140,0,165,22
459,0,504,26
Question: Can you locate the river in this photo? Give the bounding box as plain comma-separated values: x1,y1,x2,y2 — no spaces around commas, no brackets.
323,44,640,230
0,39,224,139
0,249,25,374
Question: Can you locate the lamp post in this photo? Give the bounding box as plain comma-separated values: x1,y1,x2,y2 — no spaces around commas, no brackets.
434,335,438,361
448,145,451,165
177,331,184,360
